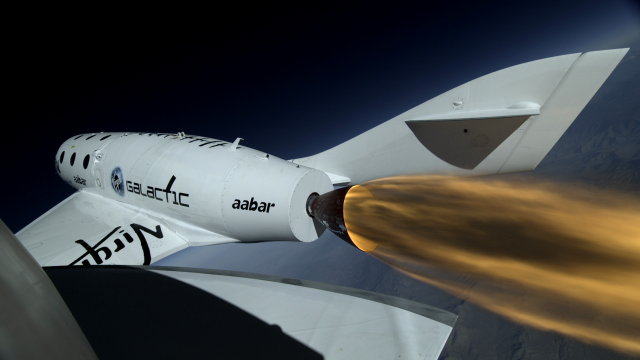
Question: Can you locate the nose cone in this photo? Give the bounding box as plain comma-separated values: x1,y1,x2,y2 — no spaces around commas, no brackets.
308,186,378,252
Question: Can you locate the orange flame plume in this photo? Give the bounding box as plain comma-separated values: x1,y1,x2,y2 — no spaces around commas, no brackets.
343,176,640,355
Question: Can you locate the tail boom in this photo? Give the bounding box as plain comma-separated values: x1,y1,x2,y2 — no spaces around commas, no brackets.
293,49,629,185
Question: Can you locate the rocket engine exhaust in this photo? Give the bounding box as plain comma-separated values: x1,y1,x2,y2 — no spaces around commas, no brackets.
309,176,640,355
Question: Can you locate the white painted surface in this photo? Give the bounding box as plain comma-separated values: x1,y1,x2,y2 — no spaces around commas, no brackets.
414,106,540,121
292,50,626,183
498,49,629,173
154,269,454,360
49,132,333,242
16,191,192,266
221,155,332,242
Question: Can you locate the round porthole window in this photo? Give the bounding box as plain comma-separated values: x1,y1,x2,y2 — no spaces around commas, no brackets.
70,153,76,166
83,154,90,169
60,151,65,163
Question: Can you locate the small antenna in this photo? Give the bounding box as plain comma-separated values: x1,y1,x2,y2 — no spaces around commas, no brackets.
230,137,243,150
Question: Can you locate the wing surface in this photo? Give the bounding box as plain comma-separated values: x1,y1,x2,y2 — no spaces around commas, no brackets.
153,267,456,359
16,190,237,266
42,265,455,359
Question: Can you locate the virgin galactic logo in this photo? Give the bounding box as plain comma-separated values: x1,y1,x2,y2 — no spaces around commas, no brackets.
111,167,125,197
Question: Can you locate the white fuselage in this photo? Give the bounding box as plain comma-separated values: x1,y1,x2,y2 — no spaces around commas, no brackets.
55,132,332,243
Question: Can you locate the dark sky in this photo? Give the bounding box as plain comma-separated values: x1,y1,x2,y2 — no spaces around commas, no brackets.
3,0,639,232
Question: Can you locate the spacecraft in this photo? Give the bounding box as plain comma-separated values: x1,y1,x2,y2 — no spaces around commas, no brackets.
2,49,627,359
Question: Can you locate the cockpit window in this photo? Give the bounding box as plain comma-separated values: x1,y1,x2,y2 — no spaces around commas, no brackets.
83,154,90,169
86,135,96,140
60,151,65,164
100,135,111,141
70,153,76,166
74,135,83,140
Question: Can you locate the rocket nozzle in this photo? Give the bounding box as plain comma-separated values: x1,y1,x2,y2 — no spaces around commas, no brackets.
307,186,378,252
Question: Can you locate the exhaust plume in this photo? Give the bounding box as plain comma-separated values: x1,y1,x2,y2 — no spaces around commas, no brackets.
343,176,640,355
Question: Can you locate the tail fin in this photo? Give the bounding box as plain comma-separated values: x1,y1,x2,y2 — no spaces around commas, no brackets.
293,49,629,185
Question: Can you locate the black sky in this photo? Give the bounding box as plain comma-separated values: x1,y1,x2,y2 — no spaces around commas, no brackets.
3,0,639,232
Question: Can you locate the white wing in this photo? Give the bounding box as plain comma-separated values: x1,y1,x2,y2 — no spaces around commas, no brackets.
16,190,237,266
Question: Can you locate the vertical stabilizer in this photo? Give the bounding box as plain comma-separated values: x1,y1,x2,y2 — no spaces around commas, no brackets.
293,49,628,185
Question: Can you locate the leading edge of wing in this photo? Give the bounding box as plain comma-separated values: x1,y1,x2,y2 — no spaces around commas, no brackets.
16,190,236,266
44,265,456,360
150,266,456,359
148,265,457,327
